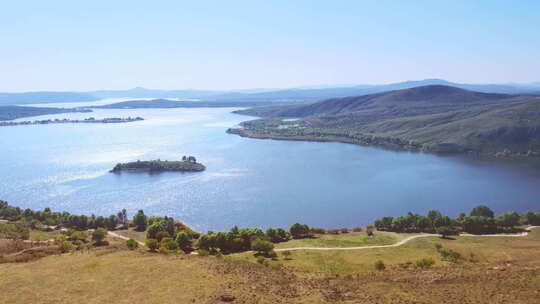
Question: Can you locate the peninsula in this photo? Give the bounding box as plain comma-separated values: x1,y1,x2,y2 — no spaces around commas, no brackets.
0,116,144,127
110,157,205,173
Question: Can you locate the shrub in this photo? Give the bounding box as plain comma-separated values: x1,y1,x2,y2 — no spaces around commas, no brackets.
251,239,275,257
13,253,33,263
256,256,269,266
374,260,386,271
126,239,138,250
340,228,349,234
145,238,159,252
196,249,209,256
439,247,462,263
155,231,170,242
310,227,326,234
327,228,340,235
159,237,177,252
415,258,435,269
352,226,362,232
0,255,7,264
91,228,107,243
58,241,73,253
282,250,292,260
366,225,375,236
175,231,193,251
175,249,185,255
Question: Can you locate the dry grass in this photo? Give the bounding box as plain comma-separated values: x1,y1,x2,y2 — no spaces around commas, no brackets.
1,229,540,304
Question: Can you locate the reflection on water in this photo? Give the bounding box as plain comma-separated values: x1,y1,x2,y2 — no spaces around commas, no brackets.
1,106,539,232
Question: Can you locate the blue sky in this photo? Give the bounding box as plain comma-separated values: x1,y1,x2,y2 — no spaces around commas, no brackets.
1,0,539,92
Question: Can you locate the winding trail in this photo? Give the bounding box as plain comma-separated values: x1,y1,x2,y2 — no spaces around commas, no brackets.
274,226,539,252
107,231,146,247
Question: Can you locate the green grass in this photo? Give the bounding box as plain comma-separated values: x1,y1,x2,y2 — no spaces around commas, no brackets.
275,231,418,249
29,230,60,241
231,228,540,275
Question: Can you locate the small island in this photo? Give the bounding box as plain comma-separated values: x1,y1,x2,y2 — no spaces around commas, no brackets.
110,157,205,173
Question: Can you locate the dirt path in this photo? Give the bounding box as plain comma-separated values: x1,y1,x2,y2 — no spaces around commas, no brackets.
107,231,145,247
274,226,539,252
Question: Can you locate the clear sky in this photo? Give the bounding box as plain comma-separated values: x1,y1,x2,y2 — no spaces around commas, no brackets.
1,0,539,92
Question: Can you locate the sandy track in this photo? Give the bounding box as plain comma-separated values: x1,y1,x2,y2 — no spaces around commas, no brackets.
274,226,539,252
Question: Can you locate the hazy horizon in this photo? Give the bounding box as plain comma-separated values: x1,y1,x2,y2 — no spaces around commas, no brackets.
2,1,539,92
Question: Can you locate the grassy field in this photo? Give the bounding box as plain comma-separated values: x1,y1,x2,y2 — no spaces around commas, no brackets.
2,229,540,303
232,228,540,275
274,231,418,249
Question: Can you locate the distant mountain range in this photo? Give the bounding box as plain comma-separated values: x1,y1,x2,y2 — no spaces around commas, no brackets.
1,79,540,106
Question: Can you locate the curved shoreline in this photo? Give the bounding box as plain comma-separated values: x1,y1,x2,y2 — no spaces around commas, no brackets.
273,226,539,252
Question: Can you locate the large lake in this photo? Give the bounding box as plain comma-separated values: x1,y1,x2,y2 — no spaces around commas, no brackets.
1,103,539,231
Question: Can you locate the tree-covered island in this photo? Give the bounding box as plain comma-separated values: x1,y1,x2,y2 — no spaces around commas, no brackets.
110,157,205,173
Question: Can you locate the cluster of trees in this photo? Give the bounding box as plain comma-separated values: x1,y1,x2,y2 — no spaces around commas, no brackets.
374,205,539,235
0,200,127,231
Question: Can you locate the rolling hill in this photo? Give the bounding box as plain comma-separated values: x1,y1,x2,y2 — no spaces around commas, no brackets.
230,86,540,157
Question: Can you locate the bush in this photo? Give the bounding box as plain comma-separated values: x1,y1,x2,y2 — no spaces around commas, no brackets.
352,226,362,232
415,258,435,269
159,237,177,252
374,260,386,271
13,253,33,263
340,228,349,234
126,239,138,250
251,239,274,257
366,225,375,236
58,241,73,253
175,231,193,251
438,247,462,263
327,228,340,235
145,238,159,252
282,250,292,260
91,228,107,243
155,231,170,242
256,256,269,266
310,227,326,234
196,249,209,256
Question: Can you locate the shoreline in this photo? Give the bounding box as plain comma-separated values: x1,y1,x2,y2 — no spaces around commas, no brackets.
226,127,540,162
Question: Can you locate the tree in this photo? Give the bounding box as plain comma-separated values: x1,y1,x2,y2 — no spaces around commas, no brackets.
470,205,494,218
251,239,274,257
92,228,107,243
496,211,520,229
427,210,442,224
436,226,459,239
146,238,159,252
175,231,193,251
133,210,147,231
266,228,290,243
290,223,310,239
126,238,138,250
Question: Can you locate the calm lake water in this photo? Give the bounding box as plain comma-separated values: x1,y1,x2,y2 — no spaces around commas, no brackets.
1,105,539,231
